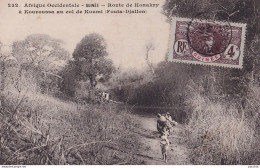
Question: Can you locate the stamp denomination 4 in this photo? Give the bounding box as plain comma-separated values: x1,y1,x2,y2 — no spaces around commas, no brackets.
169,17,246,68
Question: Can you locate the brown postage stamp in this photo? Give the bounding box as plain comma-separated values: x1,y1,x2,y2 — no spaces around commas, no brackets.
168,17,246,68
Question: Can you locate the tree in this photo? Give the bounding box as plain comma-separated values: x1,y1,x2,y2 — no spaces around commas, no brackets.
145,41,155,74
72,33,113,89
12,34,70,94
59,61,79,97
12,34,70,73
0,42,17,113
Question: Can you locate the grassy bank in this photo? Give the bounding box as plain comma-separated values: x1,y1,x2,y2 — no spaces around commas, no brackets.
184,88,260,164
0,90,142,165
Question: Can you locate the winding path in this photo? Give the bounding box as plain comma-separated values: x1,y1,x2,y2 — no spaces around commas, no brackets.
134,114,192,165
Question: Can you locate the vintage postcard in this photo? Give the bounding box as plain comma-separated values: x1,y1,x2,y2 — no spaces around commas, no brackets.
0,0,259,166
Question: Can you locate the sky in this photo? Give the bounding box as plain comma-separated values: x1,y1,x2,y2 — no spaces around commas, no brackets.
0,0,170,70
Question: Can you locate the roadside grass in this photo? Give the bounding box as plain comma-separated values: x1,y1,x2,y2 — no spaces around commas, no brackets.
185,92,259,165
0,89,142,165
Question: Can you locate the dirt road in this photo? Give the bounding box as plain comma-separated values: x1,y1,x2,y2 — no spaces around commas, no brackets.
134,114,192,165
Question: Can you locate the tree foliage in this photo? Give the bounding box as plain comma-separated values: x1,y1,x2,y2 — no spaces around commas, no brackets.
72,33,113,89
12,34,70,73
108,67,154,102
12,34,70,94
59,61,79,97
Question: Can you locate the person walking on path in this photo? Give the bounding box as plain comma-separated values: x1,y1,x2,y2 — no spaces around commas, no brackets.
165,112,178,134
157,113,167,136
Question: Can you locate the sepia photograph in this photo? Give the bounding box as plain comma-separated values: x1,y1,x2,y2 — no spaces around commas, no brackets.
0,0,259,165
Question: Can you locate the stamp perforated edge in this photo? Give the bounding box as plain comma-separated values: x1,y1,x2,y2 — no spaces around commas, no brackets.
168,17,247,69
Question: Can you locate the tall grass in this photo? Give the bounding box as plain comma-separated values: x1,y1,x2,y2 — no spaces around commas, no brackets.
0,89,142,165
184,82,259,165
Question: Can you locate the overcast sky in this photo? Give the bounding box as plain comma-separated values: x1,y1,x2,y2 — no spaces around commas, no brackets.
0,0,169,70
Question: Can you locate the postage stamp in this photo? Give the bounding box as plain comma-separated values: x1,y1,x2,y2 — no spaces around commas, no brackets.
168,17,246,68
